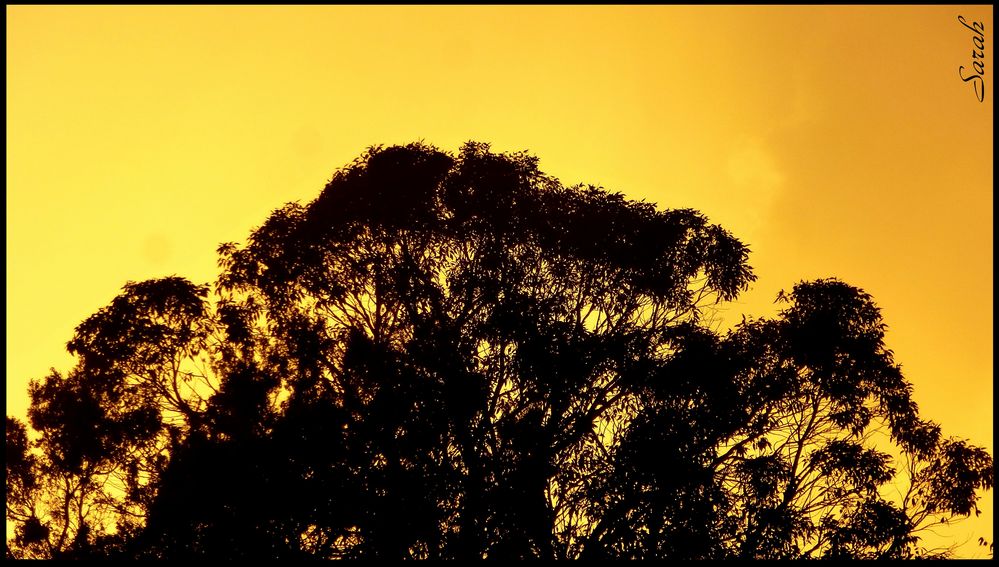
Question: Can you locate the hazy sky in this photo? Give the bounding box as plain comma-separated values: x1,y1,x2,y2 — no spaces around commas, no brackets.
7,5,993,556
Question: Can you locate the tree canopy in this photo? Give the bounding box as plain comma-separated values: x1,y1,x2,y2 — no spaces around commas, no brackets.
6,142,993,559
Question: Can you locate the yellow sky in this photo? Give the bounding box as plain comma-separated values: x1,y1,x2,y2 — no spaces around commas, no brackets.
6,5,993,557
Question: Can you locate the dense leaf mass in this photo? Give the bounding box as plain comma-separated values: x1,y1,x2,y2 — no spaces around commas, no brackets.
6,142,992,559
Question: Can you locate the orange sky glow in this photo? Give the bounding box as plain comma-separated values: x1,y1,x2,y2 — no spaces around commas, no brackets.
7,5,993,556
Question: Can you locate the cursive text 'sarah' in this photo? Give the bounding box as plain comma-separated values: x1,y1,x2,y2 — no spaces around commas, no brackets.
958,15,986,102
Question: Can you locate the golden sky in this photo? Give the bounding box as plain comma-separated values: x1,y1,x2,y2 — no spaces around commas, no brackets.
6,5,993,556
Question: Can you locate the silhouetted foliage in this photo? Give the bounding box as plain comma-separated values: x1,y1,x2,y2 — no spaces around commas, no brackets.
6,142,993,559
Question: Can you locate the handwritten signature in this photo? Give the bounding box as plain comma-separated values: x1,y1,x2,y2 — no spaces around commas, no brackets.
958,15,986,102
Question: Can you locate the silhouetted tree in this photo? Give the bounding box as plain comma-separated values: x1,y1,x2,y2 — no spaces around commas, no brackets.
6,142,993,559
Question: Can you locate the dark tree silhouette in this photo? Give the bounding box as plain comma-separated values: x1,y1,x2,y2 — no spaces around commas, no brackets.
6,142,993,560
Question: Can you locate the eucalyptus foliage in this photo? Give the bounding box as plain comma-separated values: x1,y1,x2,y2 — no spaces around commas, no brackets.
7,143,992,559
